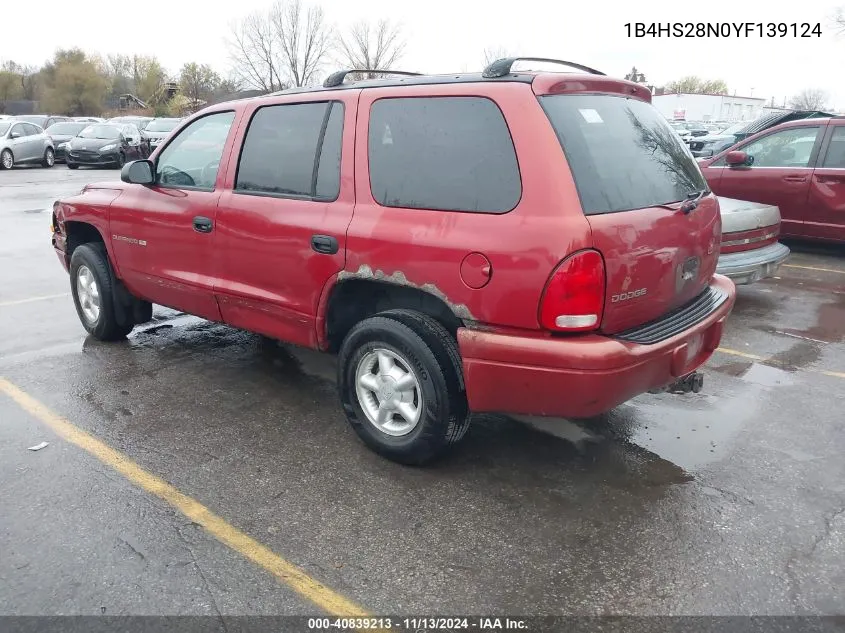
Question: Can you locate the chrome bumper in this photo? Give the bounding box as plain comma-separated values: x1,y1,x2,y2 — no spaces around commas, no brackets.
716,242,790,286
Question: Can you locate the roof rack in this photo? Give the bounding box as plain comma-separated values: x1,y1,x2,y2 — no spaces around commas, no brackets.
482,57,605,79
323,69,423,88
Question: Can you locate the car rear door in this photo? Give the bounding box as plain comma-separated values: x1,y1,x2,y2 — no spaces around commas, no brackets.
709,124,825,238
108,109,240,320
805,121,845,242
212,94,356,348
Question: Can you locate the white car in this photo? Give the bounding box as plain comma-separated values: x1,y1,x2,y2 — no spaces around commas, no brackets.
0,120,55,169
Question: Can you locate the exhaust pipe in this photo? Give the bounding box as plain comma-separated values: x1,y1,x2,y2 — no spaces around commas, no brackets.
650,371,704,395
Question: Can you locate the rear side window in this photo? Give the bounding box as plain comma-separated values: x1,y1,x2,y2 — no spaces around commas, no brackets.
236,101,343,200
822,127,845,168
368,97,521,213
540,94,708,215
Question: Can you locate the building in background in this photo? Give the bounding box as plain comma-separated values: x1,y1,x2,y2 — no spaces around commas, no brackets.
652,93,766,122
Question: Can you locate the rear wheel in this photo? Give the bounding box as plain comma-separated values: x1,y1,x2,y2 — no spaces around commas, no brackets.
0,149,13,170
70,243,134,341
41,147,55,168
338,311,470,465
67,162,79,170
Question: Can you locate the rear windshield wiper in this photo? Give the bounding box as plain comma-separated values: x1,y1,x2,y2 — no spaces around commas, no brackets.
680,189,709,214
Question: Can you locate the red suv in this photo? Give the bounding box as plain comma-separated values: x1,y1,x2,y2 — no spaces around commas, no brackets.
51,59,735,464
699,116,845,243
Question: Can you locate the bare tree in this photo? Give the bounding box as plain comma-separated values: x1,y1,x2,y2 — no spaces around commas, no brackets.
271,0,333,87
228,0,332,91
338,19,405,79
788,88,830,111
482,46,512,67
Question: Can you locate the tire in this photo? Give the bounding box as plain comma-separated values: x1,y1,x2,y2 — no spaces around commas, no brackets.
69,243,134,341
115,153,126,169
0,149,13,170
41,147,55,168
67,162,79,170
337,311,470,465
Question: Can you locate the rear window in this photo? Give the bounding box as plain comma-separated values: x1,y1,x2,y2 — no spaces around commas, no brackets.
368,97,521,213
540,95,708,215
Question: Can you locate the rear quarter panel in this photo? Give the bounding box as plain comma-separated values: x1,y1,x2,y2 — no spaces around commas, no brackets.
346,81,592,330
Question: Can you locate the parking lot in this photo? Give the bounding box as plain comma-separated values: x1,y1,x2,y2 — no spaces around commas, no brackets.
1,167,844,617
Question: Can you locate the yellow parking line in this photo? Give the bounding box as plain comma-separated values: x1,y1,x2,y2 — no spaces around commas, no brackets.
782,264,845,275
0,377,369,617
0,293,70,308
715,347,845,380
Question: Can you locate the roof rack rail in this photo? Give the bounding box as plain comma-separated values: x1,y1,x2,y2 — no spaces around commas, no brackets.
482,57,605,79
323,69,423,88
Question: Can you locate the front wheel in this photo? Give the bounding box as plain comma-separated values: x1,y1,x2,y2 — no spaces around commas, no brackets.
70,243,134,341
67,162,79,170
41,147,55,168
115,153,126,169
337,311,470,465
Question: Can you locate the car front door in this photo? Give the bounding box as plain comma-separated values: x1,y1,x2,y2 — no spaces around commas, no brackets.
708,124,825,238
805,122,845,242
108,110,240,320
7,124,31,162
213,96,355,348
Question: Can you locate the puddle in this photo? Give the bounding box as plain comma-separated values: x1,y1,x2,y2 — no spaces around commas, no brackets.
712,359,796,386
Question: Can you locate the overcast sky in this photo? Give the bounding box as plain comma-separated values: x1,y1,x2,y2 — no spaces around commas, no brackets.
4,0,843,109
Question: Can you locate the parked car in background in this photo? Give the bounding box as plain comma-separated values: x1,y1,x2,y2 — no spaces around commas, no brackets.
0,120,55,169
51,60,736,464
688,110,834,158
65,123,145,169
715,197,790,285
14,114,71,129
700,116,845,243
106,115,153,131
45,121,91,162
74,117,105,123
142,117,181,152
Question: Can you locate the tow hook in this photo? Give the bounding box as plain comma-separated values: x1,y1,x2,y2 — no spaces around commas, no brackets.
651,371,705,394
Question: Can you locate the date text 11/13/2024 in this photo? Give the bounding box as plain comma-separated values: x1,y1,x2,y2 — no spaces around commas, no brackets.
307,617,528,630
624,22,822,38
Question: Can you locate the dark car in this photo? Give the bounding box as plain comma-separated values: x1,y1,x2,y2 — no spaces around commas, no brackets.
51,59,735,465
15,114,71,130
142,117,181,152
688,110,834,157
65,123,145,169
45,121,91,162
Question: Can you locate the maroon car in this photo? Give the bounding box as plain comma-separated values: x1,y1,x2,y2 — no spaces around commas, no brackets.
51,59,735,464
699,116,845,243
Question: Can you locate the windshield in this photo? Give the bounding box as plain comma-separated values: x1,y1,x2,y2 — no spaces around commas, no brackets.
0,122,10,135
79,125,121,140
16,115,47,126
540,94,708,215
145,119,179,132
46,122,88,135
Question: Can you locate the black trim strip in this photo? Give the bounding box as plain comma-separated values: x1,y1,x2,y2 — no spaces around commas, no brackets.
613,286,729,344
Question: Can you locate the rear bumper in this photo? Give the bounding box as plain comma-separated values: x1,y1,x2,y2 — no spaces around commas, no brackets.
458,274,736,419
716,242,790,285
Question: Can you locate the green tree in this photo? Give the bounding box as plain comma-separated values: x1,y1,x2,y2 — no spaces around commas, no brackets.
665,76,728,95
0,67,24,112
179,62,220,105
42,49,109,115
133,55,167,104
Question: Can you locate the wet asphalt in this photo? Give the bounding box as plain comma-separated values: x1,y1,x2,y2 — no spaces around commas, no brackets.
0,167,843,617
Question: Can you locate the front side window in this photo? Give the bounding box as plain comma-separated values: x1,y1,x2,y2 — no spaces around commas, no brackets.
10,124,25,138
156,111,236,190
23,123,41,136
368,97,521,213
822,127,845,168
235,101,343,200
740,127,820,168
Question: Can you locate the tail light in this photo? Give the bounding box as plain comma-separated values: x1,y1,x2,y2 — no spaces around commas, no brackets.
539,249,605,332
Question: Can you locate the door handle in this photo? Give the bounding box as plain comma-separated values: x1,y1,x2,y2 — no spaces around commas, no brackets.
311,234,339,255
782,175,808,183
193,216,213,233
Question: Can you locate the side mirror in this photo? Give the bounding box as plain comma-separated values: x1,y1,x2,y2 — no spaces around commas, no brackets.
726,150,753,167
121,159,154,185
10,131,21,139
